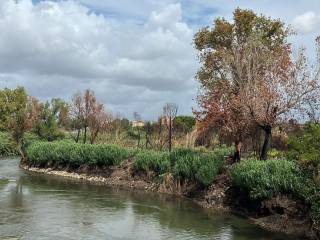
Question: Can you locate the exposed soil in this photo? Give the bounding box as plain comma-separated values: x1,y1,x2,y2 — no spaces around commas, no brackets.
21,159,317,239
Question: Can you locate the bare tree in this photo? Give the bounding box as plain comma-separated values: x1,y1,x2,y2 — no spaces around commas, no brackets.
89,104,112,144
83,89,96,144
163,103,178,152
70,92,84,143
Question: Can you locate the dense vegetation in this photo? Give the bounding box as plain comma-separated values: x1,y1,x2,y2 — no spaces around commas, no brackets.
27,141,130,167
1,6,320,235
230,159,302,199
26,141,232,187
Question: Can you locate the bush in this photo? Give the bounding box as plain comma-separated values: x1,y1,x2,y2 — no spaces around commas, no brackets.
171,149,201,180
26,141,129,167
133,147,231,186
288,123,320,178
171,147,230,186
134,150,170,174
196,153,225,186
229,159,302,199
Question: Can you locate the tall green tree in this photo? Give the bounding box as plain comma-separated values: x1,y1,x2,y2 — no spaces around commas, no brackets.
32,99,66,141
0,87,35,159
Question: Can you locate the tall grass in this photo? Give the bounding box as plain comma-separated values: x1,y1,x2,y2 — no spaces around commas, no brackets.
26,141,232,187
133,146,232,186
133,150,170,174
26,141,129,167
229,159,303,199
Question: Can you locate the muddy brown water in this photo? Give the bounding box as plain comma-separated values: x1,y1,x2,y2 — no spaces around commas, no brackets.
0,158,301,240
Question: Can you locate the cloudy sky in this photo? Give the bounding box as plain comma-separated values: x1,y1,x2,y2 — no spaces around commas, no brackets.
1,0,320,119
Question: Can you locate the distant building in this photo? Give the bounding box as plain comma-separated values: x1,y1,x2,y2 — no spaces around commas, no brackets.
132,120,145,128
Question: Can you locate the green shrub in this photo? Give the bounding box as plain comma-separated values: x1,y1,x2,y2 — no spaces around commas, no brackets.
26,141,129,167
171,147,229,186
134,150,170,174
196,153,225,186
229,159,302,199
287,123,320,178
172,151,201,180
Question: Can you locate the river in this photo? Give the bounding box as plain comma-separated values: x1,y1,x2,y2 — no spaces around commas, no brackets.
0,158,301,240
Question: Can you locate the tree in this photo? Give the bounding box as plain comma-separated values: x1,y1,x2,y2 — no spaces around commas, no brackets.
51,98,70,128
144,121,153,149
194,8,319,160
88,104,112,144
173,116,196,134
83,89,96,144
70,92,84,143
33,98,67,141
239,45,318,159
0,87,36,159
163,103,178,152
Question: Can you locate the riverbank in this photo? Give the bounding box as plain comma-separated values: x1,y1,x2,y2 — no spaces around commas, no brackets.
20,159,316,239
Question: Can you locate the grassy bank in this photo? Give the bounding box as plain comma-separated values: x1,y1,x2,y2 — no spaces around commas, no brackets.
229,159,303,199
26,141,232,187
25,141,319,237
230,159,320,230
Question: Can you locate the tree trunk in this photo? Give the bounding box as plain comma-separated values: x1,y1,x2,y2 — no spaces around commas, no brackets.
16,137,26,162
145,131,148,149
75,129,80,143
169,116,172,152
90,130,98,144
83,126,87,144
233,140,241,162
260,125,272,160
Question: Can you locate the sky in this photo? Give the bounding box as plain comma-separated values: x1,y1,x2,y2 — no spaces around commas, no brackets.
1,0,320,120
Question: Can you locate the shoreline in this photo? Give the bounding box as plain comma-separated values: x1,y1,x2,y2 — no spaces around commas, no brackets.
20,161,316,239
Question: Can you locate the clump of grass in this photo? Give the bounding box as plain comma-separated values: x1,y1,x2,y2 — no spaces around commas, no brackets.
133,150,170,174
26,141,129,167
171,149,227,186
229,159,302,199
195,152,225,186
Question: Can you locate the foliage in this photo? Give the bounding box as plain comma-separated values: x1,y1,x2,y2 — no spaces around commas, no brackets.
129,146,232,186
170,147,231,186
32,99,66,141
268,148,285,159
287,123,320,178
194,8,318,160
134,150,170,174
0,87,36,157
26,141,129,167
173,116,196,133
229,159,302,199
0,132,18,156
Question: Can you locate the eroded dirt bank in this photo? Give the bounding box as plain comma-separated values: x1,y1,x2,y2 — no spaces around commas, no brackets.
20,159,317,239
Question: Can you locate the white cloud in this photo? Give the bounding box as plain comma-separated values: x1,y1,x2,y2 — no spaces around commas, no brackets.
4,0,320,119
293,11,319,34
0,0,198,119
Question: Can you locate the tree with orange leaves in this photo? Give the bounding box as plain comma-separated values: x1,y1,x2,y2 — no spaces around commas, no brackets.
194,8,319,160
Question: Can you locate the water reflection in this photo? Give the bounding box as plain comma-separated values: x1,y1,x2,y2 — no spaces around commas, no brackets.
0,158,300,240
